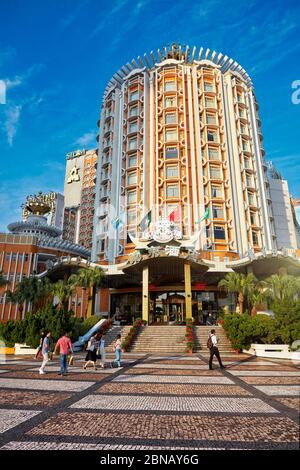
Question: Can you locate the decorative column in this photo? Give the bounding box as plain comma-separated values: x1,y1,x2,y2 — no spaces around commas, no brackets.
142,265,149,323
184,262,192,320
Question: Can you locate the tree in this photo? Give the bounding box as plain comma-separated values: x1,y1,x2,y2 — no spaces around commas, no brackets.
6,276,52,317
248,287,265,316
218,272,258,314
69,267,104,317
51,280,75,310
262,274,300,306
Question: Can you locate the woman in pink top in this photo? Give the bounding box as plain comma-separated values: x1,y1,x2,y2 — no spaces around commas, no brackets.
54,332,73,376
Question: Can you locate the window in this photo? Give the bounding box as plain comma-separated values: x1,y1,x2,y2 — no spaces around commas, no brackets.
205,97,215,108
211,185,222,198
214,225,226,240
212,205,224,219
206,113,216,125
248,192,256,206
165,97,176,108
207,131,218,142
129,90,139,102
237,93,243,103
164,81,176,92
204,82,214,92
165,113,176,124
166,184,179,198
165,128,177,142
100,240,105,252
239,108,246,118
127,209,136,225
166,165,178,178
244,158,250,169
208,148,220,160
250,211,256,225
128,137,137,150
5,253,10,261
252,231,259,245
246,174,253,187
127,191,137,204
128,154,137,167
242,140,248,151
240,125,247,135
165,146,178,159
128,121,138,133
12,253,17,261
127,172,137,185
129,105,138,117
210,166,221,179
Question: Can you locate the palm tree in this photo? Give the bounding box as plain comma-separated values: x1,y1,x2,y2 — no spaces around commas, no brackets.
51,279,75,310
6,276,52,317
262,274,300,306
218,272,257,314
69,267,104,317
248,287,265,316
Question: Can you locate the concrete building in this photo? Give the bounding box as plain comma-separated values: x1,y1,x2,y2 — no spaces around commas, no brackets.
63,148,97,250
0,193,90,321
267,162,298,251
90,43,300,323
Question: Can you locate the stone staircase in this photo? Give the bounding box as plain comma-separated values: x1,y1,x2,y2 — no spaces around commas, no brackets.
104,325,132,352
194,326,234,354
129,325,186,353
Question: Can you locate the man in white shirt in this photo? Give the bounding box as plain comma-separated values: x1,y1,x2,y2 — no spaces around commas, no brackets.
208,329,225,370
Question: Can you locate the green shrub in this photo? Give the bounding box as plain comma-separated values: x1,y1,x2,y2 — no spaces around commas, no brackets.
272,299,300,344
223,313,278,350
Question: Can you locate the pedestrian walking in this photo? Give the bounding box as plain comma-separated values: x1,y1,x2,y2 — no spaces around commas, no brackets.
83,333,97,370
35,331,45,359
54,331,73,376
207,329,225,370
111,334,122,368
39,331,51,375
98,333,106,369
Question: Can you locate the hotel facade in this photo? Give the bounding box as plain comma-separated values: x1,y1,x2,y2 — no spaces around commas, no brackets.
91,44,300,324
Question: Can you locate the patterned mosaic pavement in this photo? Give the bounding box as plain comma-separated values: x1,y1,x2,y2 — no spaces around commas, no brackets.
0,351,299,450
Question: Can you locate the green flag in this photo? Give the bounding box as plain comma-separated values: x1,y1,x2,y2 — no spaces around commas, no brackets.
139,209,152,230
195,207,210,224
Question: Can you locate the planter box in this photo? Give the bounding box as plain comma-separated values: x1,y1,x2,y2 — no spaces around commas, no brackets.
243,343,300,361
14,343,37,355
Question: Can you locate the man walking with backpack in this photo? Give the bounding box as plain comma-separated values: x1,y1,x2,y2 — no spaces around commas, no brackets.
207,329,225,370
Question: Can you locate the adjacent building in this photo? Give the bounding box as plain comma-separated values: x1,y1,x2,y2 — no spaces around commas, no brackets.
63,148,97,250
0,193,90,322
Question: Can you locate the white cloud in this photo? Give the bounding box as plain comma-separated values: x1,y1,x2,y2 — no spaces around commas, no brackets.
3,104,22,146
74,130,97,147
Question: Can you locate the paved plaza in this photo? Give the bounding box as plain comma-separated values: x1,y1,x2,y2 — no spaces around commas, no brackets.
0,352,299,450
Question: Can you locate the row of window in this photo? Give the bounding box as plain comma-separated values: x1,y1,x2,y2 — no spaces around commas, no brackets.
3,253,30,262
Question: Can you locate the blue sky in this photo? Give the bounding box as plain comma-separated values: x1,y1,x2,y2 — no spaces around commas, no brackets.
0,0,299,231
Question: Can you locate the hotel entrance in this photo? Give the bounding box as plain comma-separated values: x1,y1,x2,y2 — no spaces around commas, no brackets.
149,291,186,324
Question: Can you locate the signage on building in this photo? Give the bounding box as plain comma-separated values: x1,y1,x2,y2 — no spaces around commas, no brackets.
22,192,57,220
67,166,80,184
146,218,182,243
66,149,86,159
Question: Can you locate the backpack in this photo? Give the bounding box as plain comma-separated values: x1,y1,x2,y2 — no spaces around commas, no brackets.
207,336,213,349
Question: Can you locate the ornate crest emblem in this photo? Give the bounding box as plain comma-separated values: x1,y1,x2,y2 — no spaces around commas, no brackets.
147,218,182,243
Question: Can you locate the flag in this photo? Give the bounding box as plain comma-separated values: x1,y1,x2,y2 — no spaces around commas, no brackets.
111,214,124,230
139,209,152,230
169,205,181,222
195,207,210,224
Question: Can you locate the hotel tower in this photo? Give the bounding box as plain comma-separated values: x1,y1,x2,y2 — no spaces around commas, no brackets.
92,44,299,323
